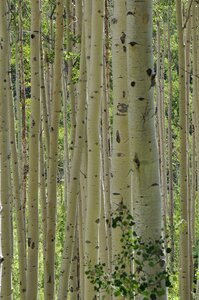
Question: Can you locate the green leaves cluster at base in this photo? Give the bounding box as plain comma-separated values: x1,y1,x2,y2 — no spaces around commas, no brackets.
85,204,171,299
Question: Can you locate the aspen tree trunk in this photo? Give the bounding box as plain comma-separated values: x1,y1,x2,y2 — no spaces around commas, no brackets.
40,42,50,155
39,129,48,292
66,1,80,290
84,1,104,299
176,1,190,299
8,71,27,299
99,184,109,300
111,3,131,299
156,22,167,236
45,1,64,298
69,226,79,300
84,0,92,74
167,1,174,270
101,66,111,270
62,66,70,201
192,5,199,298
185,13,193,295
44,53,52,127
191,133,196,248
15,42,22,166
58,25,86,299
79,133,88,300
78,193,85,300
103,0,112,271
0,1,12,298
18,0,27,216
190,15,197,285
65,0,76,154
27,1,40,298
126,1,166,299
75,0,82,54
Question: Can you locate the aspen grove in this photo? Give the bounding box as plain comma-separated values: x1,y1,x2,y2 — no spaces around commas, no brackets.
1,0,199,299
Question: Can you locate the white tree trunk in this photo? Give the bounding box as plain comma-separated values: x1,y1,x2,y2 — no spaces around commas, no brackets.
111,2,131,299
176,1,190,299
27,1,41,298
84,1,104,299
45,1,64,298
0,1,12,298
126,1,166,298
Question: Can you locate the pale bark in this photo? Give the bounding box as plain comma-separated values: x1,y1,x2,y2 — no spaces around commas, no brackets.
8,69,27,299
15,41,22,168
79,137,88,299
192,4,199,298
176,1,190,299
45,1,64,298
40,41,50,156
111,3,131,299
62,66,70,204
101,67,111,271
39,131,47,296
167,1,174,270
27,0,40,298
66,0,76,154
84,0,92,74
99,184,109,300
78,193,85,300
185,13,193,295
156,21,167,236
18,0,27,218
0,1,12,298
58,25,86,299
69,226,78,300
84,1,104,298
44,53,52,127
126,0,166,298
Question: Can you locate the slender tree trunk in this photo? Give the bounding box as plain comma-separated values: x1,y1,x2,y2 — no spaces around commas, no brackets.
84,1,104,298
58,25,86,299
65,0,76,155
45,1,64,298
185,12,193,296
27,1,40,298
192,4,199,298
18,0,27,218
0,1,12,298
39,130,48,297
40,41,50,156
156,21,167,237
176,1,190,299
62,65,70,206
167,1,174,271
8,68,27,300
84,0,92,74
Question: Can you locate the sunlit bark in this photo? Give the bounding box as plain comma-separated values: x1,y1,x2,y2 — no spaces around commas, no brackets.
176,1,190,299
45,1,64,298
0,1,12,298
127,1,166,298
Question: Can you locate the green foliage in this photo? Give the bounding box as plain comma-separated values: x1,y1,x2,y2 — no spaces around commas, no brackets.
86,205,171,299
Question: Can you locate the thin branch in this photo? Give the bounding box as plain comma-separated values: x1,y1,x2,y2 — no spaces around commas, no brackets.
183,0,193,29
